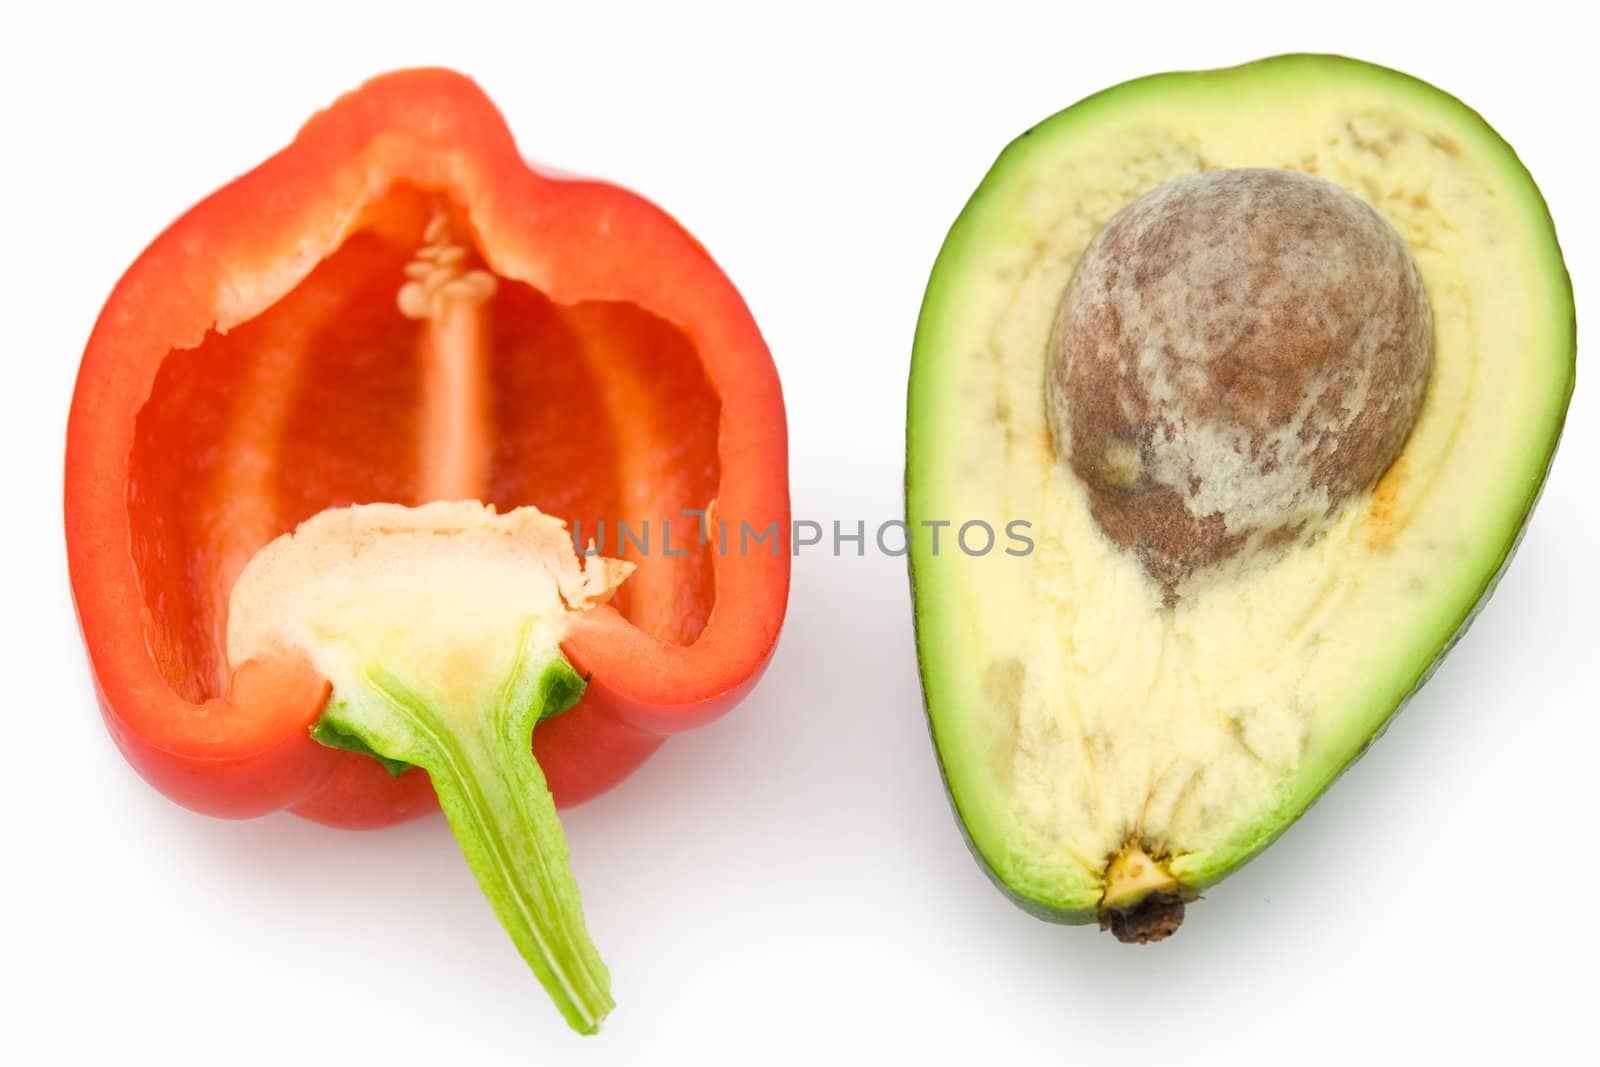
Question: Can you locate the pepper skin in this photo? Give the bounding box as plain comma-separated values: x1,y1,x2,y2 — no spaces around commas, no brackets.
65,69,790,828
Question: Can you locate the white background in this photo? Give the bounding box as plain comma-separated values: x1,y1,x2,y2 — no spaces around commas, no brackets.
7,2,1595,1063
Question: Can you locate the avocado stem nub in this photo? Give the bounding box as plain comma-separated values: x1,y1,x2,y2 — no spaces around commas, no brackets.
1100,842,1185,943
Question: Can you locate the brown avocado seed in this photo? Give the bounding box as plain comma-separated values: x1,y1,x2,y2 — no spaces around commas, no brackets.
1046,168,1433,599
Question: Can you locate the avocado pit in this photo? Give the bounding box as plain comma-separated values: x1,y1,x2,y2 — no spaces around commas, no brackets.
1046,168,1434,599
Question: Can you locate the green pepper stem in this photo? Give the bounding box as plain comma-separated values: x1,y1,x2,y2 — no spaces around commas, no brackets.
318,641,611,1034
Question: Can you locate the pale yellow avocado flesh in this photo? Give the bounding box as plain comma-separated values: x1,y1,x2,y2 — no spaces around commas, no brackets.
908,56,1574,922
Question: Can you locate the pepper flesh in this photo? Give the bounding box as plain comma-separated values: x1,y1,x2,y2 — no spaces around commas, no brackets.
65,74,787,883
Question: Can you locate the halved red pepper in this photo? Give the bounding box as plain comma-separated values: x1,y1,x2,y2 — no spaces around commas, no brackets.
64,69,789,1031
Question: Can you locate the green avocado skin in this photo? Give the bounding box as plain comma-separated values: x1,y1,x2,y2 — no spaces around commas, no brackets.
905,53,1577,925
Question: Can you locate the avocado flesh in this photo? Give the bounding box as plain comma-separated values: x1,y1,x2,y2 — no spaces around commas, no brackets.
907,56,1574,926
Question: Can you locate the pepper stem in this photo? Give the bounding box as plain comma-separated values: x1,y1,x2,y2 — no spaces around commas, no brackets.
317,638,612,1033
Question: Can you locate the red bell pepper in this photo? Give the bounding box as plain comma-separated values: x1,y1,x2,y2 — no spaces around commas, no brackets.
64,68,789,1033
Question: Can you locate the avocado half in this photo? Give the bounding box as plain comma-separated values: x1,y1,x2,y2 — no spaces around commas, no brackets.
907,55,1574,938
